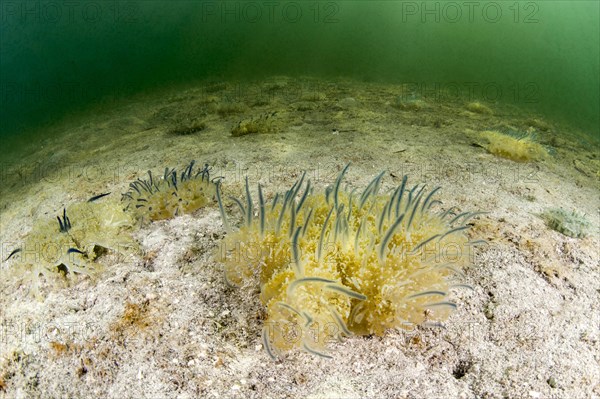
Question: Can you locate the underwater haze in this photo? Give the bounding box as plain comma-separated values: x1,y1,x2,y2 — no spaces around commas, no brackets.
0,0,599,141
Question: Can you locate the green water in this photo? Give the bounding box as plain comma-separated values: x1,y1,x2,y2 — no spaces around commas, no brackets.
1,1,598,141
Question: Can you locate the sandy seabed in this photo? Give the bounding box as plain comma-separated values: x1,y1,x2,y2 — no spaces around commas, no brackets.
0,77,598,399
